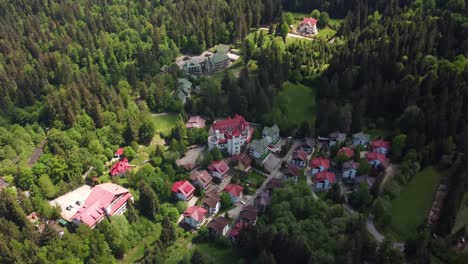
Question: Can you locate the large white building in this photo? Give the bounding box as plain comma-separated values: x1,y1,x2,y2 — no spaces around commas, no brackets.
208,114,253,155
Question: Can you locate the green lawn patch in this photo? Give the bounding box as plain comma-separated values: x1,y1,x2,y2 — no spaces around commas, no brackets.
194,243,239,264
152,113,178,135
328,18,344,27
389,167,442,240
316,27,336,40
246,172,267,187
452,193,468,234
267,81,315,131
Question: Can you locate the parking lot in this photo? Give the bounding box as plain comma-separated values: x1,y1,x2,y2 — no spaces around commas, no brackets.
49,185,92,221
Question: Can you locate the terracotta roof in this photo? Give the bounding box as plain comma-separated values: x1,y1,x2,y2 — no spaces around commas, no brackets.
224,184,244,197
72,183,132,228
311,158,330,169
240,205,258,222
115,147,124,156
190,170,213,187
316,171,336,184
186,116,206,129
366,152,388,163
337,147,354,158
171,180,195,198
208,160,229,175
301,17,317,26
232,153,252,167
211,114,248,134
208,217,230,233
371,139,391,150
293,150,308,161
110,158,131,176
184,206,207,222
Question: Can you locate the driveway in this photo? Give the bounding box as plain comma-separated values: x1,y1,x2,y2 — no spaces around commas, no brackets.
259,28,313,41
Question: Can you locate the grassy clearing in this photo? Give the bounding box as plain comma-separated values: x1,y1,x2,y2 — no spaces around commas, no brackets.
246,172,267,187
452,193,468,234
194,243,239,264
328,18,344,27
267,81,316,130
152,113,178,135
389,167,442,240
316,27,336,40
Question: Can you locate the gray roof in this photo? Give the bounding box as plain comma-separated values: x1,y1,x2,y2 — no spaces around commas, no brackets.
209,53,230,64
250,138,270,153
329,131,346,141
343,161,358,170
352,132,370,141
262,124,280,138
216,44,230,54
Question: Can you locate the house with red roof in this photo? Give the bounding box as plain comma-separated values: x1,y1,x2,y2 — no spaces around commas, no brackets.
337,147,354,159
371,139,391,155
114,147,124,159
310,157,330,175
189,170,213,190
231,153,252,172
185,116,206,129
367,152,389,168
297,17,318,35
171,180,195,201
224,184,244,203
291,150,308,168
283,165,300,182
208,160,230,180
202,191,221,216
342,160,359,179
110,158,131,176
315,171,336,191
184,206,208,229
208,216,230,237
208,114,253,156
71,183,133,229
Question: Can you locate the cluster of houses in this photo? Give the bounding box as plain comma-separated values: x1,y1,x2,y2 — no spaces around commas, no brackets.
110,148,133,177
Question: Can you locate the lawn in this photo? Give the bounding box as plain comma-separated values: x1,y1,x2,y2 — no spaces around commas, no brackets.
194,243,239,264
389,167,442,240
247,172,267,187
328,18,344,27
267,81,316,131
316,27,336,40
152,113,178,135
452,193,468,234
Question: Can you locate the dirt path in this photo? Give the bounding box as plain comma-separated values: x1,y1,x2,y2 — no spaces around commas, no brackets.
259,28,313,41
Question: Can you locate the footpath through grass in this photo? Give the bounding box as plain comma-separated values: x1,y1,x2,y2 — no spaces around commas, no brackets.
389,166,442,240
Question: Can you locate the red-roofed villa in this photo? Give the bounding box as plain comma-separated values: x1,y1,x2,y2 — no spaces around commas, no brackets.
184,206,208,229
110,158,131,176
367,152,389,168
371,139,391,155
208,160,230,179
337,147,354,158
224,184,244,203
171,180,195,201
72,183,133,229
291,150,308,168
297,17,318,35
315,171,336,191
114,147,124,158
189,170,213,190
310,157,330,175
208,114,253,155
186,116,206,129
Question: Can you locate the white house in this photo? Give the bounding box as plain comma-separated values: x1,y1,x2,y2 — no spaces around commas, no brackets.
262,124,280,144
202,191,221,216
208,114,253,156
208,217,230,237
249,138,270,159
224,184,244,203
208,160,230,180
297,17,318,35
342,161,358,179
352,132,370,147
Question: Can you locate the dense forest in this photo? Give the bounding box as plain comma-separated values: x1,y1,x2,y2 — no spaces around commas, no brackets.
0,0,467,263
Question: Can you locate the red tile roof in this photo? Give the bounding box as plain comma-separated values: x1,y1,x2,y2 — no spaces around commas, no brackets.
366,152,388,164
315,171,336,183
371,139,391,150
190,170,213,187
211,114,249,133
337,147,354,158
301,17,317,26
208,160,230,175
110,158,131,176
184,206,207,222
72,183,132,228
311,157,330,169
171,180,195,198
115,147,124,156
224,184,244,197
293,150,308,161
186,116,206,129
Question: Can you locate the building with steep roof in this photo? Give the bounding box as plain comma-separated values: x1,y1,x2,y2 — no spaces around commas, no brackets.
184,206,207,229
315,171,336,191
202,191,221,216
262,124,280,144
310,157,330,175
208,114,253,155
189,170,213,190
371,139,391,155
110,158,132,176
291,150,308,168
249,138,270,159
71,183,133,229
208,216,230,237
352,132,370,147
224,184,244,203
206,53,231,74
208,160,230,179
185,116,206,129
171,180,195,201
342,160,359,179
297,17,318,35
232,152,252,172
337,147,354,158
